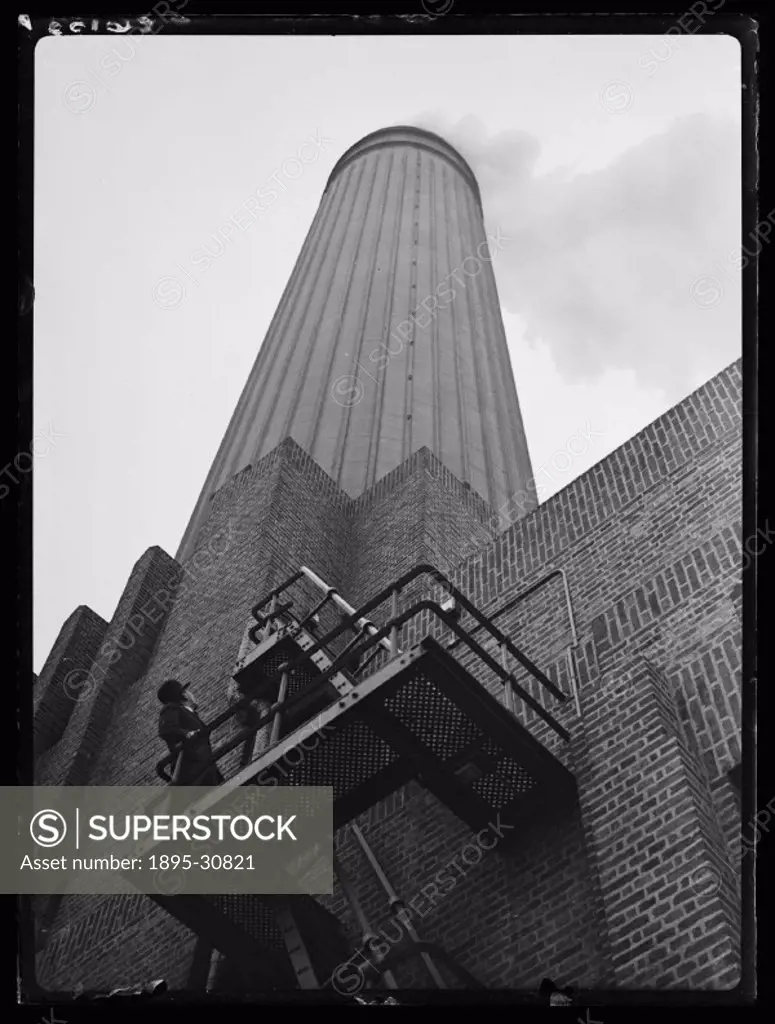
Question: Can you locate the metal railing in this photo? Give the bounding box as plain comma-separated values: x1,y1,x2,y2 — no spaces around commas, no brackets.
446,567,582,717
248,565,396,656
155,563,571,783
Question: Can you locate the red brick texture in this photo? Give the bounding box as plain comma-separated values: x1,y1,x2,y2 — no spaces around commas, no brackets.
33,360,742,994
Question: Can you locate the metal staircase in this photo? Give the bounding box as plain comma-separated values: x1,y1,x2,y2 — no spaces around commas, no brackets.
146,563,578,994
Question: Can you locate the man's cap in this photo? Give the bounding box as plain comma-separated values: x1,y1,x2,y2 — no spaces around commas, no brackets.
157,679,189,704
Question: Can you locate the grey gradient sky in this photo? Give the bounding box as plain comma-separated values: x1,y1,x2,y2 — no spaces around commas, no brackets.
33,33,741,672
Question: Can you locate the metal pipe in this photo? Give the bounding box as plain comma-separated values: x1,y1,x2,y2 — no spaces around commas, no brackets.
566,646,583,718
375,941,485,990
389,589,399,659
298,591,332,630
351,645,381,678
299,566,397,655
447,565,581,714
302,602,567,737
334,855,398,990
557,568,583,718
292,602,565,717
557,568,578,647
260,564,572,702
263,595,278,640
333,564,567,702
447,567,574,647
270,671,288,746
350,824,446,989
273,563,562,702
334,855,372,937
250,570,304,619
205,949,223,993
500,642,515,714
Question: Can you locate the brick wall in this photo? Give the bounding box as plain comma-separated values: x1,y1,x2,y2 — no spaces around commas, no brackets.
33,606,108,758
574,658,738,988
33,360,742,994
35,547,179,789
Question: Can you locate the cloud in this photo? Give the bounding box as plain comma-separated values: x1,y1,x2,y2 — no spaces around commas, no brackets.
411,113,741,401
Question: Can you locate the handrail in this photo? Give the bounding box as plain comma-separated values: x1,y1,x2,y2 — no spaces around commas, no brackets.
155,593,571,780
247,563,571,703
342,603,569,734
447,567,576,650
326,940,485,993
156,596,570,779
343,564,566,699
250,571,304,620
253,565,395,656
446,566,583,717
248,565,566,706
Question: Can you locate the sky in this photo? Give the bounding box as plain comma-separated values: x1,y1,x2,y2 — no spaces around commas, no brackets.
33,32,742,672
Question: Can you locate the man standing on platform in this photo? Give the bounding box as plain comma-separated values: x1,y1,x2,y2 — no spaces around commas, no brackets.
157,679,224,786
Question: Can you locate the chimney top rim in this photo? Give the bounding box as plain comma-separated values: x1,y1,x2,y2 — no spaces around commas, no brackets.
325,124,481,205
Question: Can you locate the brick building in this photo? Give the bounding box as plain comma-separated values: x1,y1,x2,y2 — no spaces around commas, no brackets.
31,127,742,997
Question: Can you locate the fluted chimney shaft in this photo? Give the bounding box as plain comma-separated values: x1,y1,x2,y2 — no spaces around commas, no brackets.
178,126,535,559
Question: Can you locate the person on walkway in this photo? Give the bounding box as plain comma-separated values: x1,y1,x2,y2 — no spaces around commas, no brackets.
157,679,223,786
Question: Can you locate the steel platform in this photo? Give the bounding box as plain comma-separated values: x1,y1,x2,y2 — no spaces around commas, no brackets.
221,636,577,835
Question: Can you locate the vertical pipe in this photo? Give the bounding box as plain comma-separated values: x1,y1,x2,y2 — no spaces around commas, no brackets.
334,854,398,990
500,642,515,714
205,949,223,993
270,671,288,746
350,824,446,989
389,588,399,659
566,646,583,717
559,568,582,715
558,569,578,647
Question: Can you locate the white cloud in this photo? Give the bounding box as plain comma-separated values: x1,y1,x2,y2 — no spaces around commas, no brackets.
415,111,741,402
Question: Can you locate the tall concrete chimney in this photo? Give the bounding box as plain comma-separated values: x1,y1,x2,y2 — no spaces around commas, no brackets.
178,126,535,560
